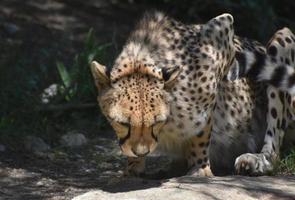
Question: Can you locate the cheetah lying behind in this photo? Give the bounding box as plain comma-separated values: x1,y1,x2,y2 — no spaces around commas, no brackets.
91,11,295,176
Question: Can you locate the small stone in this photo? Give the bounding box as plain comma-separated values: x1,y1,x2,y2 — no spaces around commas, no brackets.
99,162,113,169
47,153,55,160
84,168,96,173
60,132,87,147
94,145,107,152
8,168,39,179
0,144,6,152
74,154,82,159
36,178,55,187
24,136,50,153
36,180,45,187
4,23,20,34
40,84,58,104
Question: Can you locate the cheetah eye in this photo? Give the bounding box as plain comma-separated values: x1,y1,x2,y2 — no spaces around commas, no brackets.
111,121,130,138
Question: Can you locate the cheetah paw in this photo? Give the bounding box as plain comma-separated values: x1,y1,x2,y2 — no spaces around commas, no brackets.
235,153,273,176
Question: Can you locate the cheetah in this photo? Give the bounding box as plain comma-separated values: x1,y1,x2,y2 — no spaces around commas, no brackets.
91,11,235,176
91,11,295,177
231,28,295,175
209,27,295,176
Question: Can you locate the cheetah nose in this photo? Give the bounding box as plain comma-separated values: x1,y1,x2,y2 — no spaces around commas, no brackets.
131,145,150,157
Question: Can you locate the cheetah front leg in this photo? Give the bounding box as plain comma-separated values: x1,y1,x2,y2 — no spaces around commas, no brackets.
186,117,213,177
235,86,286,175
124,157,146,176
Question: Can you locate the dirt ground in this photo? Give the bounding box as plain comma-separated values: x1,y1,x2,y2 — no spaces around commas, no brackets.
0,134,179,200
1,134,183,199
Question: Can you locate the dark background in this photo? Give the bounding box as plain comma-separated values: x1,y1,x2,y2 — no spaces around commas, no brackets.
1,0,295,149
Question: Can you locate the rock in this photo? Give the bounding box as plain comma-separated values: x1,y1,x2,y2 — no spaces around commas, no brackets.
60,132,87,147
99,162,113,169
36,177,56,187
3,23,20,34
0,144,6,152
73,176,295,200
40,84,58,104
5,168,40,179
24,136,50,153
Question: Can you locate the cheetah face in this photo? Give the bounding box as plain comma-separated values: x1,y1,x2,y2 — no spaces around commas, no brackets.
91,61,181,157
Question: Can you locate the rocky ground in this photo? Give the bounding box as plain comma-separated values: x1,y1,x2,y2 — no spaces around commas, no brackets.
74,176,295,200
0,134,121,200
0,133,178,200
1,133,295,200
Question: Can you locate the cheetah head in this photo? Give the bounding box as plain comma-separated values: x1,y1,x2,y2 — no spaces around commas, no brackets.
91,61,181,157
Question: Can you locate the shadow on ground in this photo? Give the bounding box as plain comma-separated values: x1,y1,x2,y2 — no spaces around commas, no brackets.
73,175,295,200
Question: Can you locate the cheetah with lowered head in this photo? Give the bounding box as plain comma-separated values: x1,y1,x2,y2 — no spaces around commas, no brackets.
91,12,235,176
91,11,295,176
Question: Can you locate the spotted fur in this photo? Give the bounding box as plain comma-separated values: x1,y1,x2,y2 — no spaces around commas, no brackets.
91,11,295,177
91,11,235,176
234,28,295,175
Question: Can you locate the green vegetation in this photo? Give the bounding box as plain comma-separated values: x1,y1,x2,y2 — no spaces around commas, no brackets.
0,29,111,147
274,149,295,175
55,29,111,104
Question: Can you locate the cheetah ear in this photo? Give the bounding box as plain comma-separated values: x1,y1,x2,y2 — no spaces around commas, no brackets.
162,66,182,89
90,61,111,91
203,13,234,49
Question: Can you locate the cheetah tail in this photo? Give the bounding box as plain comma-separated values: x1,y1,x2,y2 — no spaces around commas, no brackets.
258,27,295,95
231,28,295,95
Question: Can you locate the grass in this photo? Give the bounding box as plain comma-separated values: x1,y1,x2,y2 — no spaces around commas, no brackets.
55,29,111,104
274,148,295,175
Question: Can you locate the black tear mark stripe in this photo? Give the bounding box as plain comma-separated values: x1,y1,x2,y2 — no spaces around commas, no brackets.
151,128,158,142
119,126,131,145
